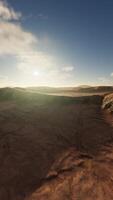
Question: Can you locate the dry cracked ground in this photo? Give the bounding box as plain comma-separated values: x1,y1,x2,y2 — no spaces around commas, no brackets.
0,88,113,200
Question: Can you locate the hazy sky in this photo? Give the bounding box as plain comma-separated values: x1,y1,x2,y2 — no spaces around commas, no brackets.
0,0,113,87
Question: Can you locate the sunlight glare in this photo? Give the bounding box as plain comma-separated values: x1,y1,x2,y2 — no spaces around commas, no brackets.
33,71,39,76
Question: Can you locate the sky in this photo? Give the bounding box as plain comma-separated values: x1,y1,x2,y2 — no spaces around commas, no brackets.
0,0,113,87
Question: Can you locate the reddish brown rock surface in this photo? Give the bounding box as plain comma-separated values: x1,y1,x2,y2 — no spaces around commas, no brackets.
27,145,113,200
0,89,113,200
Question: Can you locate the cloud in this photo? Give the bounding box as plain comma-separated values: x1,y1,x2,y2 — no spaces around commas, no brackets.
17,51,56,74
0,1,74,86
0,1,53,72
98,76,113,86
22,13,48,22
0,75,8,81
98,77,109,83
0,0,21,21
111,73,113,77
0,2,52,72
17,53,74,86
0,75,16,87
38,13,48,20
62,66,74,72
0,75,8,86
0,22,37,55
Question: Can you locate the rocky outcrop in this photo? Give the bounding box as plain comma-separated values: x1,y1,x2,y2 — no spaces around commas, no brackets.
102,93,113,113
27,145,113,200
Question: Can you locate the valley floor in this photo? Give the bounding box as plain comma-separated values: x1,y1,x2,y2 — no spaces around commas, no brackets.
0,93,113,200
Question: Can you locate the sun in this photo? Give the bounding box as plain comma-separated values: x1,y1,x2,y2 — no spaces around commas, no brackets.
33,71,39,76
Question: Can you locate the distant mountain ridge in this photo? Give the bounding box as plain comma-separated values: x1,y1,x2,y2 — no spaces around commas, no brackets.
27,86,113,94
0,87,103,105
0,86,113,101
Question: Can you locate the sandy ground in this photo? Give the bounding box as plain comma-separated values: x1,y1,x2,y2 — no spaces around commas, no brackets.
0,94,113,199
